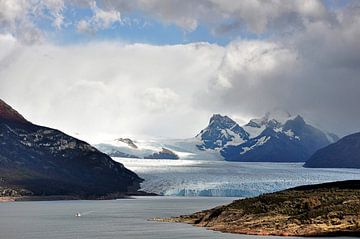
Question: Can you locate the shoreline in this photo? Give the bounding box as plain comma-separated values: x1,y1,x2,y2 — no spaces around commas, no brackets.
160,180,360,237
0,191,159,202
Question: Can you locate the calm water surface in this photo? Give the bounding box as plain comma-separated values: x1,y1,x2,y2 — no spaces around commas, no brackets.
0,196,356,239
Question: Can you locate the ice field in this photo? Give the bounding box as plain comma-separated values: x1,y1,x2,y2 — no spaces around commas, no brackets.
114,158,360,197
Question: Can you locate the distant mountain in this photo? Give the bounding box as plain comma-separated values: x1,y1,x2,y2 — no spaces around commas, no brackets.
96,140,181,160
95,137,221,161
144,148,179,159
116,138,138,149
196,114,249,150
304,132,360,168
0,99,142,198
96,110,338,163
196,110,338,162
95,115,242,160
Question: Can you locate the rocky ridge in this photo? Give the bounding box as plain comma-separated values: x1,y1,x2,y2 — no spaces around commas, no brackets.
0,99,143,198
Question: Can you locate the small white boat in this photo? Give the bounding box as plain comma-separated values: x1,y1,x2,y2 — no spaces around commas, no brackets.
75,212,82,217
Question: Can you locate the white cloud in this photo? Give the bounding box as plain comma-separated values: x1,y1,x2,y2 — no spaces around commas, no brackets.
0,0,27,25
100,0,333,34
76,1,121,33
196,40,299,117
76,19,91,33
0,41,223,140
0,0,65,43
213,41,297,89
42,0,66,29
141,88,180,113
0,0,341,41
1,1,360,140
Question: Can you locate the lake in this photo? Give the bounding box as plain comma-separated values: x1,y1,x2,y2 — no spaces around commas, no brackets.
2,160,360,238
0,196,356,239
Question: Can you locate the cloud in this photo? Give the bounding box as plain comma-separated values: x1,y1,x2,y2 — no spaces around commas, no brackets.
0,0,343,41
0,1,360,140
0,40,223,140
198,4,360,136
195,40,299,120
0,0,65,43
43,0,66,29
97,0,333,34
76,1,121,33
141,88,180,113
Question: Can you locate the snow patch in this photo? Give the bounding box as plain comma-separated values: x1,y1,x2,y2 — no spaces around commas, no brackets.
240,136,270,155
243,125,265,138
224,129,245,146
284,129,301,140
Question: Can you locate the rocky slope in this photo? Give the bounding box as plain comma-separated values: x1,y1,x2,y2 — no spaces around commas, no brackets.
0,99,142,198
162,180,360,237
304,132,360,168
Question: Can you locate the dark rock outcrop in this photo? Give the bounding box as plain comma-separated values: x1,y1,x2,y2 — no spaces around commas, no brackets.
0,99,142,198
144,148,179,159
95,143,140,158
115,138,138,149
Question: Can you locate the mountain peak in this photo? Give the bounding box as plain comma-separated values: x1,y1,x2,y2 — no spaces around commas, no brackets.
0,99,28,124
196,114,249,150
292,115,305,124
209,114,236,127
209,114,233,124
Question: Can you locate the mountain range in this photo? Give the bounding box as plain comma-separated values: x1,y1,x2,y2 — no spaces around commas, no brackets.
97,110,339,163
213,111,338,162
0,99,142,198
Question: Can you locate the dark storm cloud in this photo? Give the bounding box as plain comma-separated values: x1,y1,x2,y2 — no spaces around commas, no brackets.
198,4,360,136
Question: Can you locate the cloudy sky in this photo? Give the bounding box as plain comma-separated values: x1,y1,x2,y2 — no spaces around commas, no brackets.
0,0,359,142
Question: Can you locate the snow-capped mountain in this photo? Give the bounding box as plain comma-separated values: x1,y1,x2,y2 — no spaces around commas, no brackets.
221,111,339,162
243,110,293,138
193,110,338,162
196,114,249,150
96,110,338,162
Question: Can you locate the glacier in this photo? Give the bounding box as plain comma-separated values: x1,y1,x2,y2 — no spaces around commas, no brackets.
113,157,360,197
